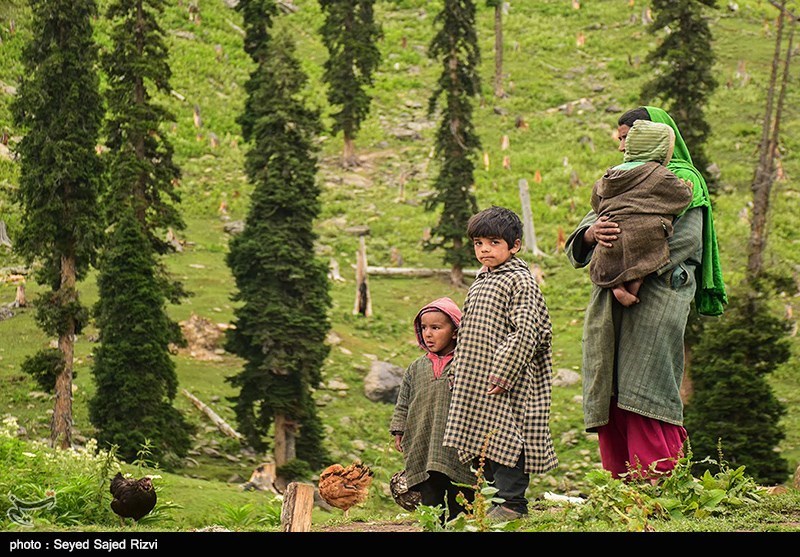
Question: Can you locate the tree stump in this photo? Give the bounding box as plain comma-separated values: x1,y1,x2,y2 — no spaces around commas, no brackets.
14,284,26,308
280,482,315,532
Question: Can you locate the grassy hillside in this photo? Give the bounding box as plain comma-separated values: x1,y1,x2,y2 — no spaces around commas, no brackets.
1,0,799,531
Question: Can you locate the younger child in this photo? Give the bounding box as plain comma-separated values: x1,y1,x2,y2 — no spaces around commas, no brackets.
589,119,694,306
389,297,475,523
443,206,558,523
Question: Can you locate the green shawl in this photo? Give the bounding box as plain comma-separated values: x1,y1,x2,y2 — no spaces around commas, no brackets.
645,106,727,316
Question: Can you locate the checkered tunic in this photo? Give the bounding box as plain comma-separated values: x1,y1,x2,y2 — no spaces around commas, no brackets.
443,257,558,473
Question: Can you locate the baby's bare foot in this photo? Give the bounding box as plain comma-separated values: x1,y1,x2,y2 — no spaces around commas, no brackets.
612,286,640,307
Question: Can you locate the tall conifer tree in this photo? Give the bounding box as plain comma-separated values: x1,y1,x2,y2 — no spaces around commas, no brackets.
101,0,183,253
226,0,331,473
684,281,790,485
90,0,191,465
90,209,193,466
640,0,718,189
11,0,104,449
318,0,382,167
426,0,481,287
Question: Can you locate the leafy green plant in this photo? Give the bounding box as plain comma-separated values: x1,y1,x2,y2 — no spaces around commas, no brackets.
257,499,283,528
0,418,121,529
130,439,159,472
218,503,257,530
134,498,183,527
569,445,764,532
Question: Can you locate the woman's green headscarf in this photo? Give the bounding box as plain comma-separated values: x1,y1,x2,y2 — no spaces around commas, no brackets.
644,106,727,316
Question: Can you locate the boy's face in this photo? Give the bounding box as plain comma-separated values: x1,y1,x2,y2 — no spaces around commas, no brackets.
472,236,520,270
419,311,457,355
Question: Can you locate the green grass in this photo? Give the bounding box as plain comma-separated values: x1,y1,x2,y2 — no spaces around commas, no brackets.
0,0,799,532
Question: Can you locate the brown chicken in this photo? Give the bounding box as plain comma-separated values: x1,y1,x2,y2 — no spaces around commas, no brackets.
317,462,373,517
110,472,157,524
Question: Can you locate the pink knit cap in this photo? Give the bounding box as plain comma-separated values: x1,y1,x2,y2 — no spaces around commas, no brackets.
413,297,462,350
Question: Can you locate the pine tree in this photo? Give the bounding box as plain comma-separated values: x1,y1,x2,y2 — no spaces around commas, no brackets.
102,0,185,297
640,0,718,190
318,0,382,167
226,0,331,473
426,0,481,287
684,280,791,485
90,0,191,464
89,209,193,466
10,0,104,449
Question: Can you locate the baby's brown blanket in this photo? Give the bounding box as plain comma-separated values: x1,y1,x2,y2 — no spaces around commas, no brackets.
589,162,693,287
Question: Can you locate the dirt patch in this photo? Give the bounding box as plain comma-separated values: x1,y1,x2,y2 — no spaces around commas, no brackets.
314,520,422,533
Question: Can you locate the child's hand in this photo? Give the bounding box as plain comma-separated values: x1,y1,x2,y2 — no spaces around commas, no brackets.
394,434,404,452
487,385,506,395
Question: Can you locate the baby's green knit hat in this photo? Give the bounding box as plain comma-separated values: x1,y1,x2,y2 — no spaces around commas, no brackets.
624,119,675,165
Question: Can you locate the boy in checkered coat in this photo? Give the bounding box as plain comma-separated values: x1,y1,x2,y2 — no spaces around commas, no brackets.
443,206,558,522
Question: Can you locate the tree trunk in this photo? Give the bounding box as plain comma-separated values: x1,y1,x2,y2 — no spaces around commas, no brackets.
450,236,465,288
342,134,358,168
273,413,297,469
747,1,786,280
51,253,77,450
494,4,504,97
274,413,288,468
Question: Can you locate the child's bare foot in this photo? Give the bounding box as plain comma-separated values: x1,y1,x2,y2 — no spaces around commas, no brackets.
612,285,640,307
626,278,643,298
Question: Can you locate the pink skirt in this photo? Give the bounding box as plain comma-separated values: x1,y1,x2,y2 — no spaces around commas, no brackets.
596,400,688,480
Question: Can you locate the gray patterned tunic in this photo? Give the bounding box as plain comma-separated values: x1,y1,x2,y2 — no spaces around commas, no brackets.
389,355,475,488
443,257,558,474
566,207,703,430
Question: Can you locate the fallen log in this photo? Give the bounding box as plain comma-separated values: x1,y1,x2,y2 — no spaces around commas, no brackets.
365,266,480,278
182,388,243,441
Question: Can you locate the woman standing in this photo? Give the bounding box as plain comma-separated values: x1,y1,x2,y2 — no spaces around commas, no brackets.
565,106,727,480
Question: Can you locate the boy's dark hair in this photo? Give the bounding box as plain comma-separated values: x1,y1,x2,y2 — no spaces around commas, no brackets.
466,206,523,249
618,107,651,127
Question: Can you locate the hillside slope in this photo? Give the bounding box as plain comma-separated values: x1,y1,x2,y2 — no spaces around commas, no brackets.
0,0,798,525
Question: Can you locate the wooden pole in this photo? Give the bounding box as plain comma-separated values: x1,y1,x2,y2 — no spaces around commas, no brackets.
518,179,547,258
280,482,315,532
353,234,372,317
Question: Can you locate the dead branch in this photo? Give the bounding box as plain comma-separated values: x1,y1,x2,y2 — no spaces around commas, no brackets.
181,389,243,441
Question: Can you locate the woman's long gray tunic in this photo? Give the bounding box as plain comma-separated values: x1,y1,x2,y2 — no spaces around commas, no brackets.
565,207,703,430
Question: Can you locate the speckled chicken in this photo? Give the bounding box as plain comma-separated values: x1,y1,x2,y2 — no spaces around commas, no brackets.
110,472,157,523
318,462,373,517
